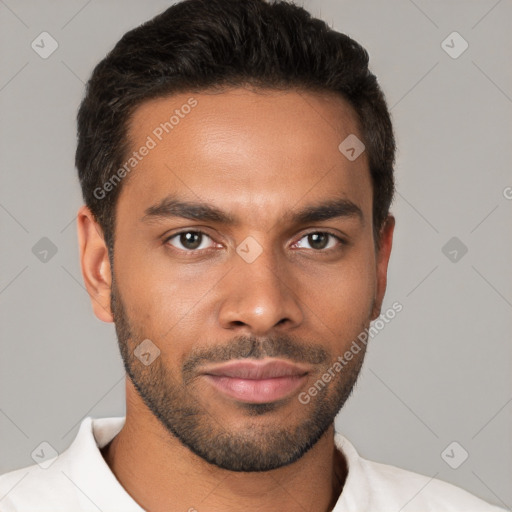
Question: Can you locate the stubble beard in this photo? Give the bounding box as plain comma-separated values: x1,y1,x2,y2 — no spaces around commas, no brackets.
110,277,368,472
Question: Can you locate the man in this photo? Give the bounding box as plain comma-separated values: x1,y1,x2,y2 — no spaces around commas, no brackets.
0,0,506,510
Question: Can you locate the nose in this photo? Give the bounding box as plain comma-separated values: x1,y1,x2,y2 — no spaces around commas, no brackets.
217,245,304,336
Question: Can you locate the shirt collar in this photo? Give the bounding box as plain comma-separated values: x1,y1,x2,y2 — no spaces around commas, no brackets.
62,416,144,511
71,416,365,511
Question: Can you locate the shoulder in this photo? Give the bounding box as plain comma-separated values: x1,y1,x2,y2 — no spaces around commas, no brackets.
0,458,79,511
0,416,127,511
364,458,504,511
334,433,506,512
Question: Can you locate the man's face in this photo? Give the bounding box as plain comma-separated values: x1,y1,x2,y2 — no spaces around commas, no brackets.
107,88,391,471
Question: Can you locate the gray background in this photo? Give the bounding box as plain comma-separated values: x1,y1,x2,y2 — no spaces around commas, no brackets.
0,0,510,508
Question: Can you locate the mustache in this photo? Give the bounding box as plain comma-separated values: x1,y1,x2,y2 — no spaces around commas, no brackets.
182,334,329,377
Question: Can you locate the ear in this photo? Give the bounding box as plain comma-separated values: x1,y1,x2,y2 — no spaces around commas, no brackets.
77,205,113,323
371,215,395,320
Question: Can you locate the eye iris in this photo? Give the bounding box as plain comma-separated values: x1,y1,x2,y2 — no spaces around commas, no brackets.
309,233,329,250
181,232,202,250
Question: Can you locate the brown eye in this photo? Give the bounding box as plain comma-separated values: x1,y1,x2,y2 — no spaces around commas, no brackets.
166,231,213,251
295,232,342,251
308,233,329,250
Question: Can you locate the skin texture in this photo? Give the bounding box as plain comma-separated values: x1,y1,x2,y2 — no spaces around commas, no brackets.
77,87,394,512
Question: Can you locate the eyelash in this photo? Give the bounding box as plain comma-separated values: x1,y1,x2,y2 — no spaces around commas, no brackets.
163,229,347,255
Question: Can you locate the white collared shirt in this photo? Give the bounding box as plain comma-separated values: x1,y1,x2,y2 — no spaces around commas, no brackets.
0,416,505,511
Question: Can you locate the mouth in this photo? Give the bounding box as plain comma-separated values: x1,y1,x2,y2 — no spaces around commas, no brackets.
201,359,309,404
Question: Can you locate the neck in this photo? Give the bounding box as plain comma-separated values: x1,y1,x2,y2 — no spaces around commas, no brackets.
101,379,347,512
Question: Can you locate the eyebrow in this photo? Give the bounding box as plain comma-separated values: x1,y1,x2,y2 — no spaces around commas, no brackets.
142,195,363,226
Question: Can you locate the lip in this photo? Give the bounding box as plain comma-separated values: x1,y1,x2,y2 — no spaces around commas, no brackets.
202,359,309,404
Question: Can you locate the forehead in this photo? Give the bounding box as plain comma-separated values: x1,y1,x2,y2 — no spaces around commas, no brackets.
118,87,372,227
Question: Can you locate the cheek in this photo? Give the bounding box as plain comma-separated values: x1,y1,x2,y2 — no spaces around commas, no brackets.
114,243,226,345
298,243,377,338
113,230,376,357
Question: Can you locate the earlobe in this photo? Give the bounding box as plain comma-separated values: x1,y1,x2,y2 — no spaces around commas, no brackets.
76,205,114,323
371,215,395,320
